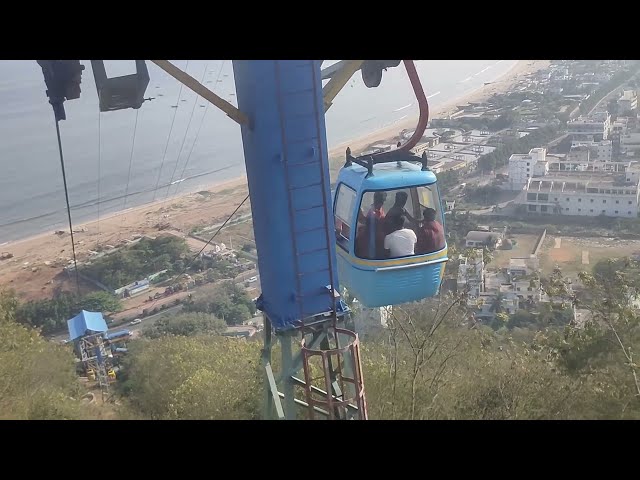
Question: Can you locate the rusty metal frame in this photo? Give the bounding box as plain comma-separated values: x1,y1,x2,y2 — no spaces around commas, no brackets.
300,327,368,420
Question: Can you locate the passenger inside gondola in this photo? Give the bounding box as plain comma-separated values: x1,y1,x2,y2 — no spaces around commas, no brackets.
355,191,387,259
416,207,445,254
353,184,445,259
383,214,417,258
384,191,418,233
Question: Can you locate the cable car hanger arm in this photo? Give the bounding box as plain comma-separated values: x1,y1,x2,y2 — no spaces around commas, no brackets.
346,60,430,166
397,60,430,152
150,60,250,126
322,60,364,112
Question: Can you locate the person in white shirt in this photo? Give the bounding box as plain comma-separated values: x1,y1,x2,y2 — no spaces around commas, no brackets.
383,215,417,258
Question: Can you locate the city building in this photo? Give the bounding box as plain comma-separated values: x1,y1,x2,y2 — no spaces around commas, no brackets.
571,140,613,161
465,231,502,248
507,256,539,277
620,132,640,154
567,112,611,142
567,145,590,163
612,117,630,136
457,249,485,297
618,90,638,113
507,147,547,190
519,174,639,218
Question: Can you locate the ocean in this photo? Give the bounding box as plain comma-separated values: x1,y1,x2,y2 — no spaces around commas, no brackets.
0,60,518,243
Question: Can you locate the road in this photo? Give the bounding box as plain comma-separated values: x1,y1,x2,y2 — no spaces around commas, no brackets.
123,305,184,337
587,85,623,117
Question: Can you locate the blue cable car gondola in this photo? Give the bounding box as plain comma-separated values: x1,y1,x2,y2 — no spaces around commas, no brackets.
333,149,448,307
332,60,447,307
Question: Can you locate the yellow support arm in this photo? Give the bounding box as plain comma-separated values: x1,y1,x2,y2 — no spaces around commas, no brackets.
322,60,364,112
151,60,249,126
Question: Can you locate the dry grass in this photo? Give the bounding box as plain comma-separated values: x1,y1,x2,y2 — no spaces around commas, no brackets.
538,235,640,276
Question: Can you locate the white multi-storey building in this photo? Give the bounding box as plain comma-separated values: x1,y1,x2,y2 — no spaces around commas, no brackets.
520,174,639,218
507,147,547,191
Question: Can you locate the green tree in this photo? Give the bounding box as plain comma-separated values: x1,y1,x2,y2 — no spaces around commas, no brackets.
541,264,640,418
119,335,262,419
143,312,227,338
183,281,256,324
478,153,497,172
78,291,122,313
80,235,189,290
15,290,123,334
225,304,251,325
0,291,87,419
361,296,581,420
16,292,77,334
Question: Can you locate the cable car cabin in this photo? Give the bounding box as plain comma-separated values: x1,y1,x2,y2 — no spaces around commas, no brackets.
333,156,448,308
91,60,150,112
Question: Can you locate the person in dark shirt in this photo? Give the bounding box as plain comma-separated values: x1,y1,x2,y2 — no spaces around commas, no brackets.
384,191,416,231
416,207,445,254
385,191,408,225
356,191,387,258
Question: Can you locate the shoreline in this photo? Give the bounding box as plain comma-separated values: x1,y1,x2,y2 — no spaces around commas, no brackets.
5,60,538,249
0,60,550,300
327,59,526,157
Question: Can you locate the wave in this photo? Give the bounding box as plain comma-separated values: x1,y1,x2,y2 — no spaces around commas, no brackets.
393,103,412,112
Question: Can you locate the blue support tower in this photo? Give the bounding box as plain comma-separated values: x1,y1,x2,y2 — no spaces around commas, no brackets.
234,61,367,420
233,60,343,331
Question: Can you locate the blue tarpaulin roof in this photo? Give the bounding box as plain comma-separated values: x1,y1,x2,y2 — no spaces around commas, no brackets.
67,310,108,341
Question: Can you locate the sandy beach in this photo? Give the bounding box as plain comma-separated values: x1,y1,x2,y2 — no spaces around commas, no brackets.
0,60,550,301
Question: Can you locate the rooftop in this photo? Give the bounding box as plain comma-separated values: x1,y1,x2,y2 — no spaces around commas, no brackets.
340,160,438,191
67,310,108,341
510,154,533,161
528,175,637,193
466,231,499,242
